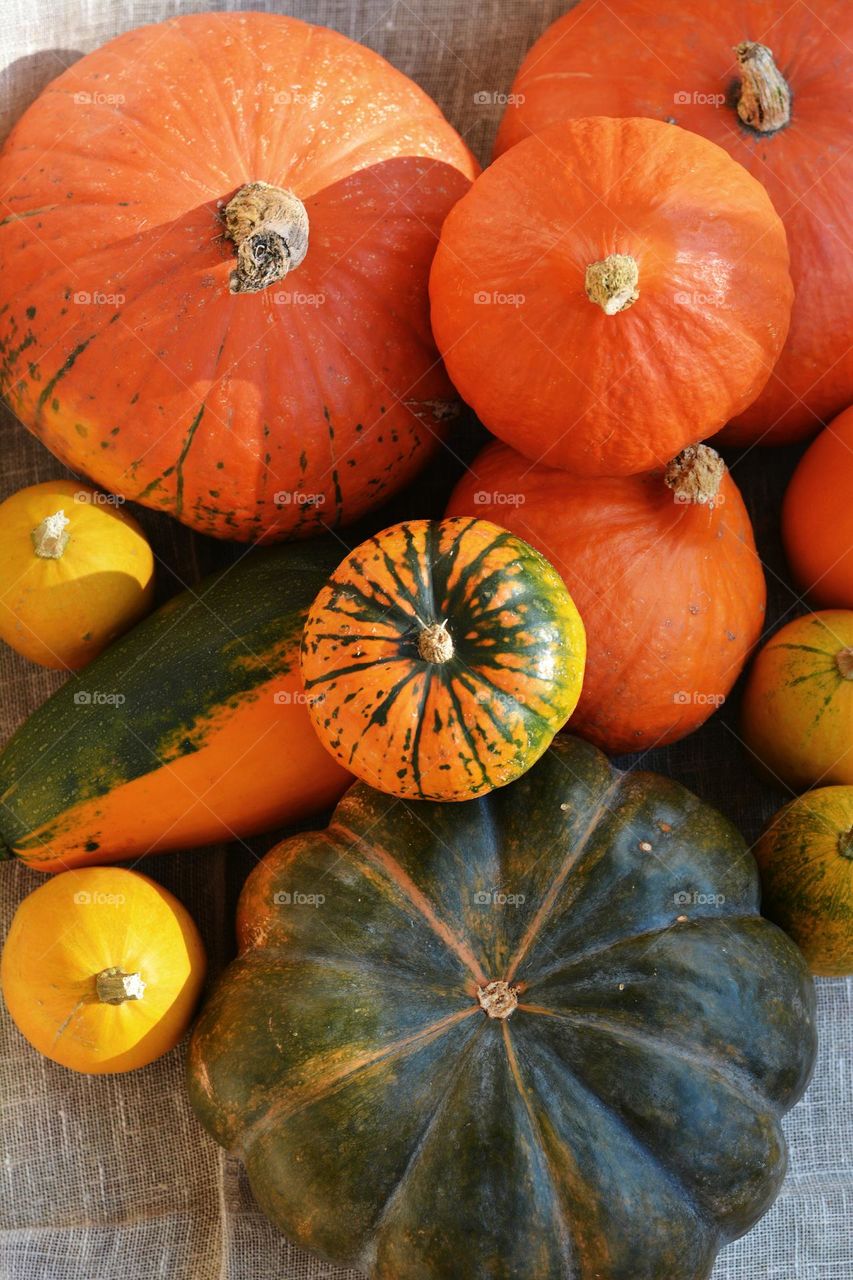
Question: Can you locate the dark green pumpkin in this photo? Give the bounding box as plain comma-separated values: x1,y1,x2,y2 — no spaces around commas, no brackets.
187,734,816,1280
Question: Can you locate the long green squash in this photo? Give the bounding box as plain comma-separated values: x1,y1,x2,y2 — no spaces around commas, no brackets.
0,542,350,871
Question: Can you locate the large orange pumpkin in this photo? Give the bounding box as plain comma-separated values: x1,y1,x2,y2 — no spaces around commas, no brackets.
782,406,853,608
447,441,766,752
496,0,853,446
0,13,477,541
430,117,791,477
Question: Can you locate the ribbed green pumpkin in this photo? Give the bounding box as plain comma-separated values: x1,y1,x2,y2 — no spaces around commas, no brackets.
188,735,816,1280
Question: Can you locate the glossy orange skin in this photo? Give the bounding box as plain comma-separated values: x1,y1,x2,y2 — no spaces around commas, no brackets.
782,406,853,608
300,518,586,800
431,117,791,476
496,0,853,446
447,441,766,753
0,13,477,541
741,612,853,790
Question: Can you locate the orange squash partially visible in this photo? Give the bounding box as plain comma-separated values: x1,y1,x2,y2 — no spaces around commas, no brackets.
496,0,853,446
782,406,853,608
0,12,477,541
1,867,206,1073
754,787,853,977
0,480,154,669
741,611,853,790
430,116,791,477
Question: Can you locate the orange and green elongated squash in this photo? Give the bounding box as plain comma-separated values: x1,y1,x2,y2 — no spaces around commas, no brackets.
0,12,477,541
300,517,586,801
0,543,350,872
754,787,853,977
188,734,816,1280
496,0,853,446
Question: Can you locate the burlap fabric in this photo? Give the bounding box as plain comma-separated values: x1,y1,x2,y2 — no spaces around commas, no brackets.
0,2,850,1277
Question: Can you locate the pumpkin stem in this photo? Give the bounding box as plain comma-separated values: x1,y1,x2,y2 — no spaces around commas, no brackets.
838,829,853,860
224,181,309,294
734,43,791,134
664,444,726,506
95,967,146,1005
835,648,853,680
31,509,70,559
584,253,639,315
477,980,518,1020
418,620,454,664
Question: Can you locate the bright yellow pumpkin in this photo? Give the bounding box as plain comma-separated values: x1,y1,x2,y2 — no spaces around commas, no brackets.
1,867,206,1073
0,479,154,669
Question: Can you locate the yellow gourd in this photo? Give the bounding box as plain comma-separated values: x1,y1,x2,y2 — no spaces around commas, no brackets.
1,867,206,1073
0,480,154,669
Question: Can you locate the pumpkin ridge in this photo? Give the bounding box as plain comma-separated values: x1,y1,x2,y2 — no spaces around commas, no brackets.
333,821,488,983
439,668,494,794
236,1004,480,1156
505,772,624,982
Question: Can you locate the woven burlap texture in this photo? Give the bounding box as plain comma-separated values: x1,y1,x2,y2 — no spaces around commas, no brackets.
0,2,850,1277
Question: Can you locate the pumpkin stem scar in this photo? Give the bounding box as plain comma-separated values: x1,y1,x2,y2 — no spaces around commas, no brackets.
665,444,725,506
418,619,453,664
224,181,309,294
477,980,518,1019
584,253,639,315
838,828,853,860
31,509,70,558
836,648,853,680
734,43,791,134
95,966,146,1004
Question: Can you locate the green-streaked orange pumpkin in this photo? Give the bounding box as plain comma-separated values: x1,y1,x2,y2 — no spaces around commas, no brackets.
754,787,853,976
187,734,816,1280
0,12,477,541
495,0,853,446
741,611,853,790
300,517,586,800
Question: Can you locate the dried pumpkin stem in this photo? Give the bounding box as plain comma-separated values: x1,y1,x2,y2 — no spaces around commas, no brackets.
224,181,309,294
585,253,639,315
735,43,791,133
664,444,726,506
838,829,853,861
835,648,853,680
477,980,518,1020
95,966,146,1005
418,620,454,664
31,510,70,559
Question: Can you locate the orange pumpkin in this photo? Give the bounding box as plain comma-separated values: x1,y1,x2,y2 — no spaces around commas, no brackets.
782,406,853,608
754,787,853,977
496,0,853,446
430,117,791,477
741,611,853,790
0,480,154,669
447,441,765,752
0,13,477,541
300,518,586,800
1,867,206,1072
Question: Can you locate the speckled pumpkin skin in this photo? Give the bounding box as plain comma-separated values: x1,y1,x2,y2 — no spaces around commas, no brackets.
187,735,816,1280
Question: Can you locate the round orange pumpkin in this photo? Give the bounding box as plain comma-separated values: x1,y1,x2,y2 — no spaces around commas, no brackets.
300,517,586,800
447,441,765,752
430,117,791,477
782,406,853,608
741,611,853,790
754,787,853,977
0,13,477,541
1,867,206,1073
495,0,853,446
0,480,154,669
